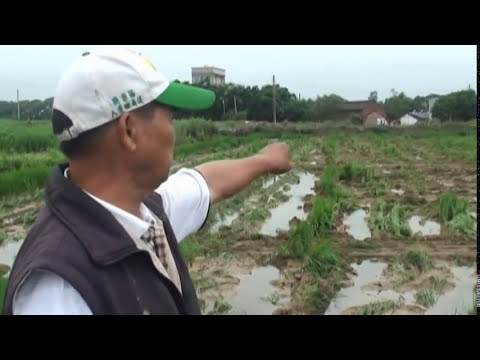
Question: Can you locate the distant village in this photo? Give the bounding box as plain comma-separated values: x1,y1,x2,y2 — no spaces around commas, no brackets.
191,66,443,127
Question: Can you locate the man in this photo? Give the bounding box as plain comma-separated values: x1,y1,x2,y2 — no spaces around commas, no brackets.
2,47,292,315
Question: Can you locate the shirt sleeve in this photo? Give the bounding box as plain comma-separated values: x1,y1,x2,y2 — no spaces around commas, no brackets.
12,270,93,315
155,168,211,242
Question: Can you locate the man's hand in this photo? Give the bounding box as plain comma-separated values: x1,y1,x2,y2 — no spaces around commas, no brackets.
256,143,292,175
196,143,293,204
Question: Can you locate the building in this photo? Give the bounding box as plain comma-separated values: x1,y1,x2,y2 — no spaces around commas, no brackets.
398,112,430,126
365,111,387,126
339,100,376,119
425,94,440,113
192,66,225,86
339,100,387,126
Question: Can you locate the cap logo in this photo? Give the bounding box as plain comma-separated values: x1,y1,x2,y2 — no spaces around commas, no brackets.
111,90,144,116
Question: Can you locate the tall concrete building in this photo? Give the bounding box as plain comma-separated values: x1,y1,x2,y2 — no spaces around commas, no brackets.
192,66,225,86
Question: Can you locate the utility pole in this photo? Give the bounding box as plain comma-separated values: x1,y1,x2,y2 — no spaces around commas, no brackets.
234,96,237,115
17,89,20,120
273,75,277,124
222,98,226,118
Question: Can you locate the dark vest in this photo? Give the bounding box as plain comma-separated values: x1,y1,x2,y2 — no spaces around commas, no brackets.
2,164,201,315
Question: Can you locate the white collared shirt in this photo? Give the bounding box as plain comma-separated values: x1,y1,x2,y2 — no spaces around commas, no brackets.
12,168,210,315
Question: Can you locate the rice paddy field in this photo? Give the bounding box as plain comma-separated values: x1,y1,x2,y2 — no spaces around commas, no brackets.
0,118,477,315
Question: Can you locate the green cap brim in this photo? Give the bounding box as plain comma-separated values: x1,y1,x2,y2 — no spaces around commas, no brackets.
155,82,216,110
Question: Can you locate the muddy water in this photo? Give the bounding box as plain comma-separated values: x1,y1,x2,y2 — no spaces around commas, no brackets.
391,189,405,196
408,216,441,236
343,209,371,241
227,266,288,315
259,173,317,236
203,265,288,315
324,260,404,315
210,213,239,234
325,259,476,315
425,266,476,315
0,239,23,269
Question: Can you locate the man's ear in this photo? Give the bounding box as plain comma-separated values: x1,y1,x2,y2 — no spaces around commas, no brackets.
116,113,138,152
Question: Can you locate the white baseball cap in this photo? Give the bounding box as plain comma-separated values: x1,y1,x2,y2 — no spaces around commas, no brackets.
52,47,216,141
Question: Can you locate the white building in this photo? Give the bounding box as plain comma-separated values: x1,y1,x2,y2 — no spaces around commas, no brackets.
192,66,225,86
399,113,418,126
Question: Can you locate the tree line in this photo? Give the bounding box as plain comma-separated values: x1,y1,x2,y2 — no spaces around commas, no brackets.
0,82,475,122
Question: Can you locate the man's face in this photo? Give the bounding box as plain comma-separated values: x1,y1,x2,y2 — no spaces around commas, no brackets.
131,103,176,191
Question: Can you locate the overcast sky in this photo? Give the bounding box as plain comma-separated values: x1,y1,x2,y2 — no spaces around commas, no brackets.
0,45,476,102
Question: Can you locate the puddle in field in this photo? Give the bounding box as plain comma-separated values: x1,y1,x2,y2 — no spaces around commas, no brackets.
439,181,454,188
210,213,239,234
325,259,476,315
391,189,405,196
229,266,288,315
259,172,317,236
343,209,371,241
408,216,441,236
425,266,476,315
0,239,24,269
204,266,289,315
324,260,412,315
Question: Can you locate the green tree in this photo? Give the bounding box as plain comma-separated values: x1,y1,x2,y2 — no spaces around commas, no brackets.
432,90,476,121
383,92,414,119
313,94,345,121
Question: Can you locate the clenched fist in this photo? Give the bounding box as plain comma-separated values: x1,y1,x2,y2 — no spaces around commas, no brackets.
257,143,293,175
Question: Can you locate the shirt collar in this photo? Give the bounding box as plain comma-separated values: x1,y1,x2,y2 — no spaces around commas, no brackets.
64,167,154,240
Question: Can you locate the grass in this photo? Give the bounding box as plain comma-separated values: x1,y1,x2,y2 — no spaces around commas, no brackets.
174,118,218,145
0,275,7,314
310,197,337,235
390,250,435,289
439,192,468,222
437,192,474,235
415,289,436,308
322,135,340,163
304,242,341,279
278,220,315,258
0,119,57,153
0,188,43,213
179,239,206,265
367,180,389,197
403,249,433,273
262,293,280,305
279,197,338,259
179,235,235,263
0,231,8,246
208,298,232,315
0,165,54,198
353,300,398,315
371,201,411,236
303,284,333,315
450,213,475,235
174,132,276,161
339,163,374,184
429,276,448,293
192,275,217,294
317,165,338,198
0,150,65,172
